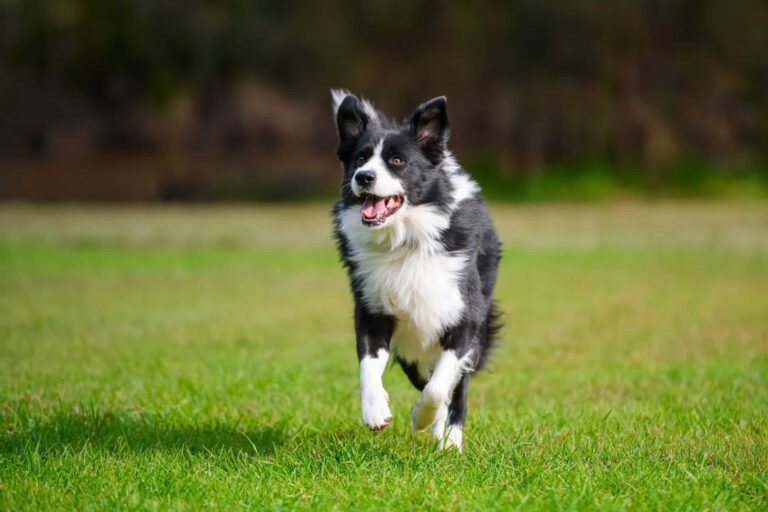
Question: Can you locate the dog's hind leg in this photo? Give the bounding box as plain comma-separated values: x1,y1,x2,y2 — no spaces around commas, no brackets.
440,374,468,451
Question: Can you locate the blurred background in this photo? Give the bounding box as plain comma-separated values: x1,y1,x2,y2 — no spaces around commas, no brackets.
1,0,767,202
2,4,768,506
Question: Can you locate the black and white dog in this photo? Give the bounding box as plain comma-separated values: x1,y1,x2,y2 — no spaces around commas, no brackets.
331,90,501,451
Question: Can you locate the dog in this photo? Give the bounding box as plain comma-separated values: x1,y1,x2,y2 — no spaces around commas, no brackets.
331,90,501,451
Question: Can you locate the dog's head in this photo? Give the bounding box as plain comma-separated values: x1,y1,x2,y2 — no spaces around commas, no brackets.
332,90,450,228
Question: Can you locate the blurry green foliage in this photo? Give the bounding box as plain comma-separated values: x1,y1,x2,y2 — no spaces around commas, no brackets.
1,0,767,200
469,156,768,202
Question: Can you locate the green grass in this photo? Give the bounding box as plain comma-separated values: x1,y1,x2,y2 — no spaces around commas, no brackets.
1,202,767,510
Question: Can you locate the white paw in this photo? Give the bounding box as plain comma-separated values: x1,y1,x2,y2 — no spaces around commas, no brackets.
361,386,392,431
410,388,447,431
435,425,463,451
436,425,463,452
429,406,463,452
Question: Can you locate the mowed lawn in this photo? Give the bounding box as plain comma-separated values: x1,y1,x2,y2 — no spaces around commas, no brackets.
1,202,767,510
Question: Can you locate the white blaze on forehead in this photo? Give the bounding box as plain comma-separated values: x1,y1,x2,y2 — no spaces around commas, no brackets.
351,137,405,198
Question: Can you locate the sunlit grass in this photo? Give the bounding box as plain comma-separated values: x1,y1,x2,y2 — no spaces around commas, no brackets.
1,202,767,510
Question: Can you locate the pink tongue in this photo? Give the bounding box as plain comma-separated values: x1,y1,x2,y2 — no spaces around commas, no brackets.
361,196,388,219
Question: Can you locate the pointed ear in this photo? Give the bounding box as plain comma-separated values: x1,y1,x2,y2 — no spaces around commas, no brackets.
331,88,352,116
335,94,370,144
410,96,449,154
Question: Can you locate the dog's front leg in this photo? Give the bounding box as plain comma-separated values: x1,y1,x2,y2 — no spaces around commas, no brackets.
411,323,477,451
355,304,395,431
410,349,470,431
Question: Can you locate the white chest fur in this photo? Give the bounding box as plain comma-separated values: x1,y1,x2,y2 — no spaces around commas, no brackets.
339,205,467,364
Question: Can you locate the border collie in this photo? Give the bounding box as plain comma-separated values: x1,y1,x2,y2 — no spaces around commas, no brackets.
331,90,501,451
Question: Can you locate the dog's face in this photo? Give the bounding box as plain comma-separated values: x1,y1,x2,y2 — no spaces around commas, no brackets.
334,93,449,228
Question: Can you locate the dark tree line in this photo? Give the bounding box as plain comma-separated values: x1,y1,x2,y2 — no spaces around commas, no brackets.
1,0,766,199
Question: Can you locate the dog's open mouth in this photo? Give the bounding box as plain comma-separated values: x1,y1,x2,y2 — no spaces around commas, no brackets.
360,193,403,226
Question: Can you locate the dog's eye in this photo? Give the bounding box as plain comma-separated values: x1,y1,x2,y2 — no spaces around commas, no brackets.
389,156,405,166
354,156,366,167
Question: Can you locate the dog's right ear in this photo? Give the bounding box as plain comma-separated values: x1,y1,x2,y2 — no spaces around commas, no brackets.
334,93,369,145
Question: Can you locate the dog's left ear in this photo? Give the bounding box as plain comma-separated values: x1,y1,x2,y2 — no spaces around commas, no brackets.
410,96,449,156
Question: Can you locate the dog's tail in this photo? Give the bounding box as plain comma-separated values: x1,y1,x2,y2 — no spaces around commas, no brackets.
477,300,503,370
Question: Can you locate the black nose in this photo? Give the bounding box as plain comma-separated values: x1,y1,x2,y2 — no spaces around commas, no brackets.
355,170,376,187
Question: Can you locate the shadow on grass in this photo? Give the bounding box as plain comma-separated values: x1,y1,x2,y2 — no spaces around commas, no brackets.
0,409,286,457
0,405,444,462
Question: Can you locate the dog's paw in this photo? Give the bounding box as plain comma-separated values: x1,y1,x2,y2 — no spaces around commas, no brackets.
361,386,392,431
411,385,449,431
436,425,463,452
411,391,446,431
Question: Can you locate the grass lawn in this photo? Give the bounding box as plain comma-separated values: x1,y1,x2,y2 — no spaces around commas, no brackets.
1,202,767,510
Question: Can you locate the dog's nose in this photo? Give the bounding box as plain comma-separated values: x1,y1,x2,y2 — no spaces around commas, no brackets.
355,170,376,187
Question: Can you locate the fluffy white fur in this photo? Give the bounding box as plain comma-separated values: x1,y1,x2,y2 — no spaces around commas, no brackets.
444,153,480,209
339,204,466,365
